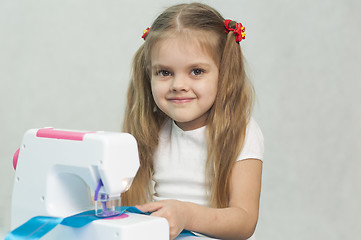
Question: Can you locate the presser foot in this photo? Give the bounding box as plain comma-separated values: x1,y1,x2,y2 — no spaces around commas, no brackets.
95,193,120,218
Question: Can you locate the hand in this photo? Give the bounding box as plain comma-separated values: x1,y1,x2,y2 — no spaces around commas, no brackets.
136,200,189,240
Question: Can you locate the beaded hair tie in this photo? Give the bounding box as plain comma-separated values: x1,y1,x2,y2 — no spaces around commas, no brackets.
142,27,151,40
224,19,246,43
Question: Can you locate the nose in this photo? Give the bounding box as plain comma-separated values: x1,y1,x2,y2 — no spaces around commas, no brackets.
170,75,189,92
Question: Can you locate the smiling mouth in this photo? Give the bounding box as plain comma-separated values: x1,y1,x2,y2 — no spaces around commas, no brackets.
167,97,195,103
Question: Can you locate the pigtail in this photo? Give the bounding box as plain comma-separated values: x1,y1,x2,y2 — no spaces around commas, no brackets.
206,30,254,208
121,44,167,205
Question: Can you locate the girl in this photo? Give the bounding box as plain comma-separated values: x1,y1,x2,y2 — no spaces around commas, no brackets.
122,3,264,240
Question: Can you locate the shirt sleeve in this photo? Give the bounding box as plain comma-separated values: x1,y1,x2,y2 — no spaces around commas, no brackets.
237,118,264,161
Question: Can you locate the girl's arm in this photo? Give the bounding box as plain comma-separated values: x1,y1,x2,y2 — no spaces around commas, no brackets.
137,159,263,240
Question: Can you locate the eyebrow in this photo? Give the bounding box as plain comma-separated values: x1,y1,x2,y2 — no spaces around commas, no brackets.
152,64,169,70
189,63,212,69
152,63,211,70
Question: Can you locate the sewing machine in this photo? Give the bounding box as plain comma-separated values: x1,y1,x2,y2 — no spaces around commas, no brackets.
10,128,169,239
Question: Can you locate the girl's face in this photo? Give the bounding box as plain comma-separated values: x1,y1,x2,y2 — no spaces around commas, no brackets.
150,37,219,131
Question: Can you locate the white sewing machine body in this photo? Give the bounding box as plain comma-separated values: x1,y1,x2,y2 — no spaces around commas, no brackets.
10,128,168,240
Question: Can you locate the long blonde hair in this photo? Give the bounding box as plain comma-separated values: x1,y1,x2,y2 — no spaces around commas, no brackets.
122,3,254,208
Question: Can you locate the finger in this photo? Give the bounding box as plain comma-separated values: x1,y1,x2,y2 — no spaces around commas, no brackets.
136,201,163,213
150,210,163,218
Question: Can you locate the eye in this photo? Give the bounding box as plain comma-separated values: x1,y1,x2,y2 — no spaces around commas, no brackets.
157,70,172,77
191,68,205,76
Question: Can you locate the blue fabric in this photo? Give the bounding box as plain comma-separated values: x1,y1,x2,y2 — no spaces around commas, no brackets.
5,216,62,240
60,206,148,228
5,206,196,239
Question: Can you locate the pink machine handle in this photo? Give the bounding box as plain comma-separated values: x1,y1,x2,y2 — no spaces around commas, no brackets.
13,148,20,170
13,128,95,170
36,128,94,141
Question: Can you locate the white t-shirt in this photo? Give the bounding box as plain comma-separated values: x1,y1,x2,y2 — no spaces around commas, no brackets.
153,118,264,206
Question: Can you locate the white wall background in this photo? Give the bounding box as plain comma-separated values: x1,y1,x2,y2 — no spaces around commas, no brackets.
1,0,360,239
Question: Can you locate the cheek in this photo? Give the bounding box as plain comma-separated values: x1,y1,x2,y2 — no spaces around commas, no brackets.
204,80,218,105
210,75,219,98
197,78,218,99
151,81,165,104
208,87,218,105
